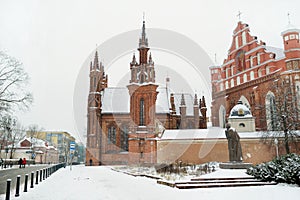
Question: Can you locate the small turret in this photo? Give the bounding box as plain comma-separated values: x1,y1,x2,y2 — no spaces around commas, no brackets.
281,15,300,59
179,94,187,129
193,94,199,129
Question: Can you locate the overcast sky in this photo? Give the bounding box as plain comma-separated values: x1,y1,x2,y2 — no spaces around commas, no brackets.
0,0,299,143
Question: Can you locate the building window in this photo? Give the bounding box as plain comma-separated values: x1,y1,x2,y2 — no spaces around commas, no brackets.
290,34,295,39
139,98,145,126
226,68,230,78
243,73,247,83
108,126,116,144
46,134,51,142
284,35,289,41
258,69,262,77
231,65,234,76
93,77,97,89
225,81,229,89
235,36,239,49
265,92,277,131
237,76,240,85
242,31,247,45
250,71,255,80
250,56,253,67
257,53,261,65
266,66,271,75
120,126,129,151
231,79,234,87
220,83,224,91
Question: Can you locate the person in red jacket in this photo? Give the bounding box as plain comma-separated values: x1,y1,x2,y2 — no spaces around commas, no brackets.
22,158,27,168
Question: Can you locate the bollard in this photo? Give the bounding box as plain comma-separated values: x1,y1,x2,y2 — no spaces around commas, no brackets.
35,170,39,185
24,174,28,192
40,169,42,182
43,169,45,180
5,179,11,200
30,172,34,188
15,175,21,197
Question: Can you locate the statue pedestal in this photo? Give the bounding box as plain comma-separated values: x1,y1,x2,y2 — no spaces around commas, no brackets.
219,162,252,169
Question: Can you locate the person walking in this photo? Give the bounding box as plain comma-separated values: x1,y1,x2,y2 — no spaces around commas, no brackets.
22,158,27,168
18,158,23,168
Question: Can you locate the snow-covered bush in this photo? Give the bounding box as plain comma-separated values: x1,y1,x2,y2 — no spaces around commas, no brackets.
247,153,300,185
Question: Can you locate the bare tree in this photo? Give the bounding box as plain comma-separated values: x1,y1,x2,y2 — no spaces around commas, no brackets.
27,124,43,159
262,75,300,154
0,115,25,159
0,51,33,112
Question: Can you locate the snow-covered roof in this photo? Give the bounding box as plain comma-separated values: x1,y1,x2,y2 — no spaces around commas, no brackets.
102,87,130,113
101,87,200,116
160,127,300,140
229,101,252,118
17,137,48,148
265,46,285,60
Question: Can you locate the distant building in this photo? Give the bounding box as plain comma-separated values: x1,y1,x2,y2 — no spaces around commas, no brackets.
14,137,59,164
210,20,300,131
86,20,207,165
26,131,76,162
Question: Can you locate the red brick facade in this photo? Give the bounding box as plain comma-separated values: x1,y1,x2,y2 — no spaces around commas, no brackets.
210,21,300,130
86,20,207,165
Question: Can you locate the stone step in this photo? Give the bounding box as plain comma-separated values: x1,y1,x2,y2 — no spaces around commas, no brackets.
177,178,262,185
191,177,254,181
176,181,277,189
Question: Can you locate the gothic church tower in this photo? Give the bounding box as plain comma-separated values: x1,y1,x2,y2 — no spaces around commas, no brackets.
86,50,107,165
127,20,158,164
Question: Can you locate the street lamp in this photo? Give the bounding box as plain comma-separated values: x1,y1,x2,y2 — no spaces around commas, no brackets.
274,138,279,158
4,147,9,168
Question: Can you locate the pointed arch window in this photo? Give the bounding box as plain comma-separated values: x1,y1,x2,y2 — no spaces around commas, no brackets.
139,98,145,126
235,36,239,49
237,76,240,85
250,71,255,80
257,53,261,65
108,126,116,144
242,31,247,45
120,126,129,151
243,73,248,83
93,77,97,89
265,92,277,131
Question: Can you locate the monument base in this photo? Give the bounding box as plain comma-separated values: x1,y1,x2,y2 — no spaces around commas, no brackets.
219,162,252,169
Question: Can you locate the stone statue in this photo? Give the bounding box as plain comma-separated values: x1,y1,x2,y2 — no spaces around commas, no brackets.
225,123,243,162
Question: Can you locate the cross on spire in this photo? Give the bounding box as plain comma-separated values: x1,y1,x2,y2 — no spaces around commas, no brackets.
287,12,291,25
237,11,242,21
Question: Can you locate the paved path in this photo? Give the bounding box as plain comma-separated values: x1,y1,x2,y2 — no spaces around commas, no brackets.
0,165,50,195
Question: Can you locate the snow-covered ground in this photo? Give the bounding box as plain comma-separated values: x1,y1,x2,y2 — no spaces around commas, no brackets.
2,165,299,200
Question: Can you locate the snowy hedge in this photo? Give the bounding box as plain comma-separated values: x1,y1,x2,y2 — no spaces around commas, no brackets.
246,153,300,185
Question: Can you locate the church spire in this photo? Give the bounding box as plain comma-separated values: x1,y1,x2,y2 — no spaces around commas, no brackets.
180,94,186,106
139,19,148,48
194,94,198,105
93,50,99,70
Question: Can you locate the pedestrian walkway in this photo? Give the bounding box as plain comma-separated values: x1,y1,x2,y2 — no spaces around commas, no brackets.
2,165,299,200
0,164,51,195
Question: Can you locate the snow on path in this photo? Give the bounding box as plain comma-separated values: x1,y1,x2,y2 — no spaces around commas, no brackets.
3,165,299,200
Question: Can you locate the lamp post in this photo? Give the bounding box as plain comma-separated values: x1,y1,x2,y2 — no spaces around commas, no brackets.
281,115,290,154
274,138,279,158
4,147,9,168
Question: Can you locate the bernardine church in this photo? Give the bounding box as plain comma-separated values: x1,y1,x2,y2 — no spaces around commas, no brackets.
86,20,208,165
86,18,300,166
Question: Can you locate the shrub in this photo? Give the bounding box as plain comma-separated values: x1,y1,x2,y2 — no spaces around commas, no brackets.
246,153,300,185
